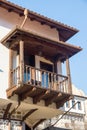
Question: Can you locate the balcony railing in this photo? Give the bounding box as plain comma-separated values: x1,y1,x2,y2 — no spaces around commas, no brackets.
11,65,69,93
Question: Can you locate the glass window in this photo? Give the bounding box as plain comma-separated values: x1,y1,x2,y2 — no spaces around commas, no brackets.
72,100,75,109
78,101,81,110
66,101,69,108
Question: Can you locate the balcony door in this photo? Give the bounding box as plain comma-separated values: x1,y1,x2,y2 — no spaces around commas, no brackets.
40,61,53,88
24,55,35,82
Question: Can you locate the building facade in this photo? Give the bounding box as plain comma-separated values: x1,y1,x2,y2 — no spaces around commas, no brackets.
0,0,82,129
39,85,87,130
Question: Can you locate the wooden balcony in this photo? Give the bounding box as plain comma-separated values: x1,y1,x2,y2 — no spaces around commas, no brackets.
6,65,73,109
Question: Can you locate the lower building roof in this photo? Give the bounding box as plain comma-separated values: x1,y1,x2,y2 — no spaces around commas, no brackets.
0,98,63,128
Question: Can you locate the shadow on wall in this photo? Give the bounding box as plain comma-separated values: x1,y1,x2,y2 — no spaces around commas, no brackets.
0,69,3,72
43,126,72,130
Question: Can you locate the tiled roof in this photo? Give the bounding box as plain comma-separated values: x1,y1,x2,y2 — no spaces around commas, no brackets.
0,0,79,41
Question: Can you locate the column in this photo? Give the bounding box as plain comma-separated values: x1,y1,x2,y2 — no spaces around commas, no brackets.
66,58,72,93
8,49,13,88
19,40,24,85
17,51,20,86
56,60,62,91
57,61,62,75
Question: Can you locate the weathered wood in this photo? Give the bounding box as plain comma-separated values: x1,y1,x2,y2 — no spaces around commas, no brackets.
45,93,62,106
8,49,13,88
20,87,36,100
33,91,45,104
45,94,57,106
33,90,50,104
22,109,38,121
33,119,46,129
20,40,24,85
3,103,12,119
9,102,20,119
56,95,71,109
66,58,72,93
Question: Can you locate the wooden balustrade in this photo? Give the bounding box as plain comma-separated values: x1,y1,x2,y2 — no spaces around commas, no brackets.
11,66,20,86
11,65,69,93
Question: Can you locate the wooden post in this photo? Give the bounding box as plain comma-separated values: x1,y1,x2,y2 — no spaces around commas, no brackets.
57,61,62,75
66,58,72,93
8,122,11,130
20,40,24,85
8,49,13,88
56,61,62,91
17,51,20,86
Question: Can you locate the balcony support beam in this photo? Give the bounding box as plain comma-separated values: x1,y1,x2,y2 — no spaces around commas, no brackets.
33,90,50,104
56,95,71,109
19,40,24,85
8,49,13,88
66,58,72,93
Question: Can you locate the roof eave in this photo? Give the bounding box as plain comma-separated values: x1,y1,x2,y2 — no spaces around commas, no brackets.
0,0,79,41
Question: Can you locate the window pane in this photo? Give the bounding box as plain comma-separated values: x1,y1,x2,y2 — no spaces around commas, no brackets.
78,102,81,110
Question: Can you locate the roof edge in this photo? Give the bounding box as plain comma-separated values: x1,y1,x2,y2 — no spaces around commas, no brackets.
0,0,79,33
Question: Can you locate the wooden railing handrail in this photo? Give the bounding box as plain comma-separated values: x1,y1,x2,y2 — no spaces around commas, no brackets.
11,64,70,93
25,64,68,79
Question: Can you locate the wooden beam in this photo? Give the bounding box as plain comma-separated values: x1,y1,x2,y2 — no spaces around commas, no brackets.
56,95,71,109
33,119,46,129
33,91,45,104
66,58,72,93
21,35,73,56
9,101,20,119
22,109,38,121
19,40,24,85
45,93,62,106
45,94,57,106
3,103,12,119
33,90,50,104
20,87,36,101
8,8,13,12
8,49,13,88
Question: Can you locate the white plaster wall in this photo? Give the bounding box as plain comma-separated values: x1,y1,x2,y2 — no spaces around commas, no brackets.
0,44,9,99
63,84,86,115
0,8,17,99
64,98,85,115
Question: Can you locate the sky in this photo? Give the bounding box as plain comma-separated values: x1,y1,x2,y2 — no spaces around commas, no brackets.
8,0,87,95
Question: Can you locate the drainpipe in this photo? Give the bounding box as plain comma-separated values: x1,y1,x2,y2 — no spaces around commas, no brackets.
20,8,28,28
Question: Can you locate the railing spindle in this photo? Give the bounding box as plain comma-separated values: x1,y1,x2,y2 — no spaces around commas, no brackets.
11,65,69,93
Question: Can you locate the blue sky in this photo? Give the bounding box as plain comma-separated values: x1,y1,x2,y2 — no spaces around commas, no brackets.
9,0,87,94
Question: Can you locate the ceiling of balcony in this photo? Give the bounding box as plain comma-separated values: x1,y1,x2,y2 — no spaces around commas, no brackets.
0,27,82,62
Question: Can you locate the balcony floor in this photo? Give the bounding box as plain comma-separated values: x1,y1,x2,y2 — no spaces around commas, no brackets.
6,83,73,109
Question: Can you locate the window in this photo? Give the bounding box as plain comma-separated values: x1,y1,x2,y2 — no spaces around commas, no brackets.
72,100,75,109
66,101,69,108
77,101,81,110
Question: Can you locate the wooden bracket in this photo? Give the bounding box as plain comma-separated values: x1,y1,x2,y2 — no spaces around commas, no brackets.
3,103,12,119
